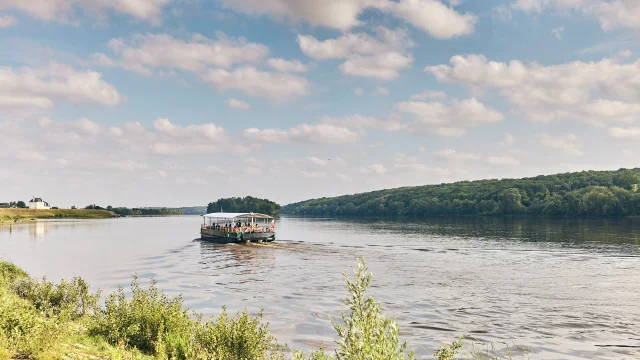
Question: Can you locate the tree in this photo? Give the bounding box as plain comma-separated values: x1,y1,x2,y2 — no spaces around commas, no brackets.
16,201,26,208
616,169,640,191
499,188,525,214
107,205,113,211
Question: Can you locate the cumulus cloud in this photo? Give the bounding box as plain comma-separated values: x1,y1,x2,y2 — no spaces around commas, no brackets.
244,124,360,144
397,98,504,136
385,0,477,39
0,62,122,110
202,66,309,102
426,54,640,126
539,133,583,156
410,90,447,100
267,58,308,73
552,26,564,40
0,0,171,24
93,32,269,75
353,88,365,96
226,98,250,110
374,86,390,95
0,13,16,27
218,0,477,37
298,27,414,80
153,118,226,140
321,114,408,132
609,127,640,140
366,163,387,175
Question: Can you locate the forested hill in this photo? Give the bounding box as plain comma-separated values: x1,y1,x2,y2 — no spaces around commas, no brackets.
281,169,640,217
207,196,281,216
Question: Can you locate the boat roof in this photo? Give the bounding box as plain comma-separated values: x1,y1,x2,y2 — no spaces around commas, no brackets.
202,212,273,220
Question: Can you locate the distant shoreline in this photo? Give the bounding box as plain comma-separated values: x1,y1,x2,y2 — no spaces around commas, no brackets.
0,208,116,223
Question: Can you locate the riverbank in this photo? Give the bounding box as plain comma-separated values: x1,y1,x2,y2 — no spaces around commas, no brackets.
0,258,504,360
0,209,116,223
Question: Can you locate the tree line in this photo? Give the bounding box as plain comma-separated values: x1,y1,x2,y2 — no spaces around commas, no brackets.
206,196,281,216
84,205,184,216
281,169,640,217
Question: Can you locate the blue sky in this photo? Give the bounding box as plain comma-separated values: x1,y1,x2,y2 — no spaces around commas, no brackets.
1,0,639,207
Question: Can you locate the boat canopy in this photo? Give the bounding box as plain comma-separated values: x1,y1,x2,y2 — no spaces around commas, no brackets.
202,212,273,220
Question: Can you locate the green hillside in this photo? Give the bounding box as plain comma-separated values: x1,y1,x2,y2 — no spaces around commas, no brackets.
281,168,640,217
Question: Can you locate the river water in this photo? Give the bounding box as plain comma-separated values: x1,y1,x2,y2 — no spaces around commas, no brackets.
1,216,639,359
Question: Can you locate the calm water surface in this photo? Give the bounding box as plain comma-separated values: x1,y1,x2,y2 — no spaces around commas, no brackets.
1,216,640,359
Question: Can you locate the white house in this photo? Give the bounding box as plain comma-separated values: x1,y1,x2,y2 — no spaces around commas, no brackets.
29,197,50,210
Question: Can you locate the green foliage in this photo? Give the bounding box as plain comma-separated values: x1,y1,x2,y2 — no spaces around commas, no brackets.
282,168,640,217
16,201,26,208
12,276,100,320
434,337,463,360
91,276,194,355
207,196,281,216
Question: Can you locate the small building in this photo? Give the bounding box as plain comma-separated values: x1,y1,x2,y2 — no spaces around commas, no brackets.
29,197,50,210
0,203,10,208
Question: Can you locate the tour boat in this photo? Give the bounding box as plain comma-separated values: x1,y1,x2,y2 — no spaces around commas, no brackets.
201,212,276,243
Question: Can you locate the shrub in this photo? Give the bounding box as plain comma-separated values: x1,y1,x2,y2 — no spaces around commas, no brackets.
0,288,65,358
0,261,28,284
12,276,100,320
191,306,283,360
332,258,415,360
91,276,194,356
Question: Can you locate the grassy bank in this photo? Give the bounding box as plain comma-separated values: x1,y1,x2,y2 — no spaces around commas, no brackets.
0,209,116,223
0,259,527,359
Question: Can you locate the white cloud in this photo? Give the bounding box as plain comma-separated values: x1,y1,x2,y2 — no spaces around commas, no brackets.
107,160,149,172
353,88,365,96
217,0,379,31
340,52,413,80
73,117,102,136
0,62,122,110
267,58,307,73
366,163,387,175
298,27,414,80
397,98,504,135
321,114,408,132
202,66,309,102
153,118,226,140
226,98,250,110
16,150,47,161
374,86,390,95
309,157,327,166
552,26,564,40
488,155,520,166
435,149,481,161
93,32,269,75
108,127,123,137
38,117,53,127
0,13,16,27
386,0,477,39
0,0,171,24
206,166,224,174
499,132,515,146
609,127,640,140
618,49,632,58
218,0,477,38
539,133,583,156
302,171,327,178
427,54,640,125
244,124,360,144
410,90,447,100
512,0,640,31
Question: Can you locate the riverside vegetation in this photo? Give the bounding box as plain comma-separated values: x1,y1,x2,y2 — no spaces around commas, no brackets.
0,209,115,223
282,169,640,217
0,259,524,360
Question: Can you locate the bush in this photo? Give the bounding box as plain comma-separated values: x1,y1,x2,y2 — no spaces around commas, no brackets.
91,276,194,355
12,276,100,320
0,288,65,358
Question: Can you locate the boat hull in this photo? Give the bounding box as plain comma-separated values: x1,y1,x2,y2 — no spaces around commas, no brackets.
200,229,276,243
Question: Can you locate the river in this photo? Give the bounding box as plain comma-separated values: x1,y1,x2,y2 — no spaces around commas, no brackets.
1,216,639,359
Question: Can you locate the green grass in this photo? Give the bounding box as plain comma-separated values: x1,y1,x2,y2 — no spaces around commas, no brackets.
0,209,115,223
0,259,529,359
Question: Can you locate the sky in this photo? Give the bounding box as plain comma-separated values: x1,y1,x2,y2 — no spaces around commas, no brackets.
1,0,639,208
